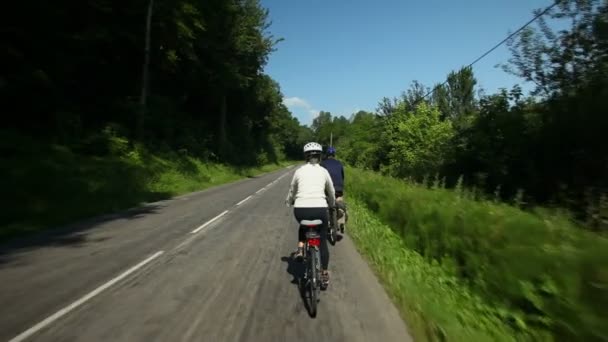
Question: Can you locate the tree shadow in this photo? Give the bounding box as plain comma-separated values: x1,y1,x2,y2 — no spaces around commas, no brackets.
0,203,164,265
0,143,175,262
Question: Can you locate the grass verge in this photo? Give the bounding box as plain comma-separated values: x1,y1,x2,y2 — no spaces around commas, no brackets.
345,167,607,341
348,198,530,342
1,139,294,242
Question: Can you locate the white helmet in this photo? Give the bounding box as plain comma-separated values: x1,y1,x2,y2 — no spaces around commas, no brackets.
303,142,322,154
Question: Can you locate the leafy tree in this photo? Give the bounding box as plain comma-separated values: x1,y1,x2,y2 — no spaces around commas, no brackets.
337,111,383,169
311,111,334,144
400,80,430,111
1,0,296,166
384,103,455,180
500,0,608,215
503,0,606,96
376,96,399,116
432,67,477,124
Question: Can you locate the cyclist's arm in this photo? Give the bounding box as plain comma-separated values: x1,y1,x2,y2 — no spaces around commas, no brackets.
285,172,298,205
324,169,336,207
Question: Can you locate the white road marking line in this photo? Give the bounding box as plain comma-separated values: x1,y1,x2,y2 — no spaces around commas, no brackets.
175,235,198,250
191,210,229,234
267,173,288,187
236,195,252,206
256,187,265,194
9,251,164,342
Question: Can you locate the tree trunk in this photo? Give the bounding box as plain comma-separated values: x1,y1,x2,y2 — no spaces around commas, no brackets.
219,93,228,158
138,0,154,141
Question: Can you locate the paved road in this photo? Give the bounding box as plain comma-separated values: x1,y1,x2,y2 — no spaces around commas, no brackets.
0,166,412,342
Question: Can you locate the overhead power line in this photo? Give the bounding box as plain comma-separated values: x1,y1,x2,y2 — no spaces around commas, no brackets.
417,1,559,102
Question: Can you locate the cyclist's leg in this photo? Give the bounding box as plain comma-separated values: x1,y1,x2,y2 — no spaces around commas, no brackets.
335,191,344,209
328,205,337,231
317,207,330,286
319,208,329,269
333,191,345,225
293,208,307,258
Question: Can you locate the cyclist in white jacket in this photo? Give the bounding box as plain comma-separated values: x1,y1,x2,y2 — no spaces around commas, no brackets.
286,142,335,287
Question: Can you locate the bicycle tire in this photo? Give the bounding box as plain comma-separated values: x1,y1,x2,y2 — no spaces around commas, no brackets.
329,209,337,245
331,224,337,244
328,227,336,245
314,248,322,296
308,247,318,317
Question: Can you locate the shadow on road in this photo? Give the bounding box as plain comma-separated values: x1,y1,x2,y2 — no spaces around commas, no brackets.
281,254,317,318
281,254,304,285
0,204,163,265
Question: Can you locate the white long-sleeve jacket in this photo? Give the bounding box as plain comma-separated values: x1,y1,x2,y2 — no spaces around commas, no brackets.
285,163,336,208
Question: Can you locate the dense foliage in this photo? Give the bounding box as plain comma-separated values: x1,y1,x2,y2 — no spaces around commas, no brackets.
1,0,304,164
348,168,608,341
1,0,311,238
311,0,608,230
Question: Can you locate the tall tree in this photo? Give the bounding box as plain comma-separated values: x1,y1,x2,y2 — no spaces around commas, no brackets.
1,0,296,166
138,0,155,141
384,102,454,180
311,111,333,144
401,80,430,111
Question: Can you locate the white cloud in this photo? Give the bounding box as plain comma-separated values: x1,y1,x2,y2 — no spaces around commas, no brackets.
283,97,311,109
283,96,321,124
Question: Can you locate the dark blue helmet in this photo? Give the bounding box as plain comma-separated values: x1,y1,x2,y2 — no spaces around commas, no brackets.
327,146,336,155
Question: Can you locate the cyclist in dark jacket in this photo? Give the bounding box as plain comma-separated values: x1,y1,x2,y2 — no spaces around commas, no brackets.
321,147,344,196
321,146,348,232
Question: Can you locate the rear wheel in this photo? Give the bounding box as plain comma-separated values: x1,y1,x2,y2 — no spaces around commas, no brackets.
331,225,337,244
315,249,323,295
308,248,318,317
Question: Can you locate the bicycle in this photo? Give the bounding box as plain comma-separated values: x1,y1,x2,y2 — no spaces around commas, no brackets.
299,219,323,317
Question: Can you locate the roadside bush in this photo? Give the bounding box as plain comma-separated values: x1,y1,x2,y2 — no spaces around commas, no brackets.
0,131,291,242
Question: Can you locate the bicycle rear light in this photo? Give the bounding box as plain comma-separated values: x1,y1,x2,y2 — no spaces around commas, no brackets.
308,237,321,247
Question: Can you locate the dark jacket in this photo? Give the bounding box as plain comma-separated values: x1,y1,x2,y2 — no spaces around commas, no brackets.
320,158,344,192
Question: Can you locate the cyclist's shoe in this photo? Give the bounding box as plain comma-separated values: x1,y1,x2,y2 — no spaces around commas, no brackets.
294,247,304,261
321,270,330,289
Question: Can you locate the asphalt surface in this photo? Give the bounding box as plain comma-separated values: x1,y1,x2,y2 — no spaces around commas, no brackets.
0,166,412,342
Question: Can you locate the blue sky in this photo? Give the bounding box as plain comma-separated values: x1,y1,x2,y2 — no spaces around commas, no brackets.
260,0,555,125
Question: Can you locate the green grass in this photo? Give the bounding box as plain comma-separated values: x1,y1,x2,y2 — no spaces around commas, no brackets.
348,199,528,341
345,167,608,341
0,137,294,242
